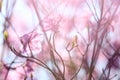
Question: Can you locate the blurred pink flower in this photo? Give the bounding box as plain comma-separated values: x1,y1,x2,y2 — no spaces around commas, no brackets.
6,67,25,80
20,28,43,56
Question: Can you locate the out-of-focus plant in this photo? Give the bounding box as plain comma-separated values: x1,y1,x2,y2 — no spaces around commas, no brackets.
0,0,120,80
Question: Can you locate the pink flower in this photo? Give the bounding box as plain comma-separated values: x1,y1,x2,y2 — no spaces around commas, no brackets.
41,15,61,32
20,28,43,56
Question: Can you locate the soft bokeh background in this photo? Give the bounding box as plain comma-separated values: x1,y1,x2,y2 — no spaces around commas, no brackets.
0,0,120,80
